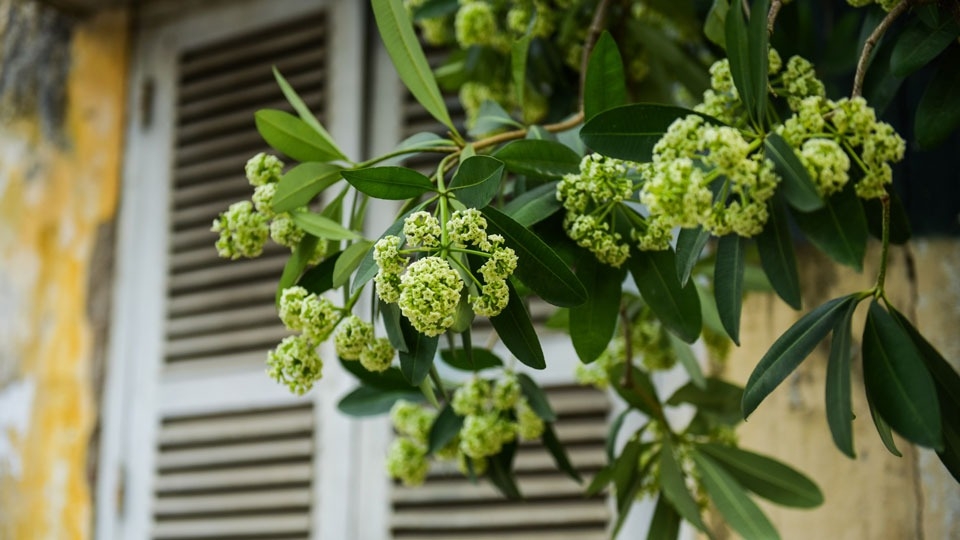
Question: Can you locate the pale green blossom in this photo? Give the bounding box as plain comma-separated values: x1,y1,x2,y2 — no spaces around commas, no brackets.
245,152,283,187
252,183,278,218
403,211,442,248
360,337,396,373
266,334,323,395
491,373,521,411
269,213,306,249
516,399,545,440
799,138,851,196
398,256,464,336
334,315,374,360
452,378,492,416
455,1,498,48
391,400,436,444
459,412,517,459
386,438,430,486
212,201,269,259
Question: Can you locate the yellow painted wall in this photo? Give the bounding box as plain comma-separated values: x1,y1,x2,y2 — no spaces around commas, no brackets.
0,6,127,539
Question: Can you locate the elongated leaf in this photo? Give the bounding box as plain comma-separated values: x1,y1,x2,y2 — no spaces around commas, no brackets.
698,443,823,508
584,31,627,121
512,34,532,110
290,210,360,240
862,301,942,449
647,496,682,540
628,249,702,343
792,185,868,272
255,109,343,162
826,301,857,458
490,281,546,369
570,256,623,363
668,377,744,427
675,227,710,286
915,46,960,149
332,240,373,288
585,464,615,497
543,422,581,483
724,0,768,125
704,0,730,48
439,347,503,371
889,308,960,421
692,451,781,540
428,404,463,454
277,235,320,303
273,163,342,213
715,235,745,345
449,155,504,209
372,0,456,132
612,437,643,506
580,104,716,162
297,250,341,296
468,100,523,136
341,167,435,200
273,67,347,161
339,357,412,391
609,364,661,419
492,140,581,180
517,373,556,422
488,444,522,499
747,0,770,123
338,385,421,416
756,196,802,309
501,182,561,227
659,439,709,533
765,133,823,212
398,316,439,385
669,333,706,389
482,207,587,307
380,300,408,353
606,410,632,462
868,398,902,457
890,16,959,77
742,295,858,417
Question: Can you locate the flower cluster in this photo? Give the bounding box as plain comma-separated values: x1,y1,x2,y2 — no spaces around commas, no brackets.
334,315,396,373
447,209,517,317
212,201,269,259
266,285,341,394
576,310,678,388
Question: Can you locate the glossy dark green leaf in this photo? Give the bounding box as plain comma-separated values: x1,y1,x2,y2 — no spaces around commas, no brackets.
699,443,823,508
428,403,463,454
585,464,615,497
517,373,556,422
675,227,710,286
659,439,709,533
371,0,456,133
332,240,373,288
482,207,587,307
668,377,744,427
703,0,729,48
915,46,960,149
889,308,960,424
605,409,632,462
890,15,959,77
501,181,561,227
492,140,581,180
646,496,682,540
792,185,868,272
628,249,702,343
380,300,408,353
341,167,435,200
612,437,643,506
826,301,857,458
724,2,753,124
570,256,623,363
715,235,745,345
338,385,421,416
273,163,342,213
756,196,802,309
290,210,360,241
255,109,343,162
488,444,522,499
862,301,943,449
609,364,661,418
765,133,823,212
584,31,627,121
512,33,532,110
490,281,546,369
868,398,902,457
742,295,858,417
273,68,347,162
449,155,504,209
669,333,707,389
398,317,439,386
338,357,412,391
692,451,781,540
276,235,321,304
747,0,771,123
439,347,503,371
580,104,715,163
863,191,911,245
296,250,340,296
543,422,582,483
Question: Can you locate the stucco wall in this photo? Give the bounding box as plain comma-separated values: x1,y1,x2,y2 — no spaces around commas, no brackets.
0,1,127,538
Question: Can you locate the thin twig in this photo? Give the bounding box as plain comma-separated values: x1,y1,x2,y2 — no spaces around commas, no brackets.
767,0,783,34
853,0,910,97
620,308,634,390
578,0,615,110
471,112,584,152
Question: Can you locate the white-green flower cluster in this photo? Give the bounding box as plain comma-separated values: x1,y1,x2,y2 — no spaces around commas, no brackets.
385,400,452,486
451,373,544,459
575,311,677,388
266,334,323,396
399,256,464,337
279,286,338,340
245,152,283,187
447,209,518,318
333,314,396,373
386,437,430,487
212,201,270,259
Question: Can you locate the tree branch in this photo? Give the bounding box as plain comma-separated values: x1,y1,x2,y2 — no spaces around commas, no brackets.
578,0,615,110
853,0,909,97
767,0,783,34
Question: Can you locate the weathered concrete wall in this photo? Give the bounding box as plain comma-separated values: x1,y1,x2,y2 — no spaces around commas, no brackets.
719,240,960,539
0,1,127,537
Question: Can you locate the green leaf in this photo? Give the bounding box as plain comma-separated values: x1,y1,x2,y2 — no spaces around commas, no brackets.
332,240,373,289
585,464,615,497
272,67,347,162
756,196,802,309
584,31,627,121
628,249,702,343
492,140,581,180
698,443,824,508
272,163,342,213
488,444,522,499
890,16,959,77
490,280,546,369
517,373,556,422
863,191,911,245
647,496,682,540
276,235,320,303
542,422,582,483
398,317,439,386
481,207,587,307
501,181,561,227
296,250,341,296
714,235,745,345
612,437,643,506
428,403,463,454
826,301,857,458
290,210,360,241
669,333,706,389
765,133,823,212
742,295,858,417
255,109,343,162
692,451,781,540
792,185,868,272
605,409,632,462
439,347,503,371
380,300,408,353
668,377,744,427
675,227,710,286
339,357,412,390
341,167,435,200
449,155,504,209
889,308,960,424
570,256,623,363
371,0,456,133
468,100,523,137
724,0,769,125
868,398,902,457
862,301,943,449
609,364,661,418
704,0,729,48
915,46,960,149
659,439,709,533
747,0,771,122
512,34,532,110
338,385,421,417
580,104,716,163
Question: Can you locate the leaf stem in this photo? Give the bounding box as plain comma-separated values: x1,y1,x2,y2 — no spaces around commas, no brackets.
353,145,457,169
874,194,891,297
429,365,449,402
853,0,909,97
